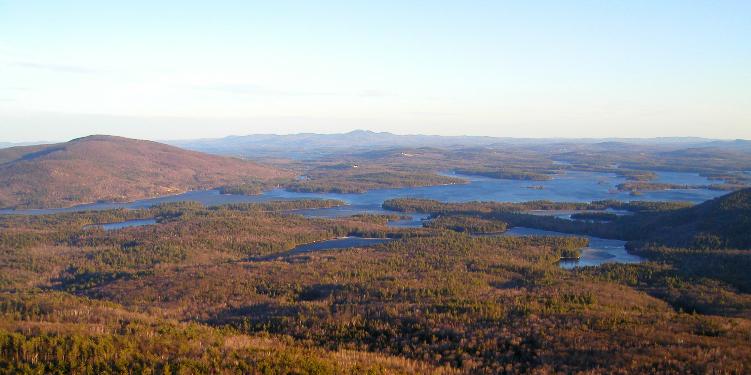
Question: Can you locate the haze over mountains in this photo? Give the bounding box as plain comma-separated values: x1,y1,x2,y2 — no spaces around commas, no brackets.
2,132,750,210
0,135,289,209
168,130,751,157
1,133,750,372
6,131,750,157
0,141,46,149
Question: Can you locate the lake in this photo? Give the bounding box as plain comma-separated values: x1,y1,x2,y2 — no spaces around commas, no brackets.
252,227,634,269
85,218,157,231
527,207,632,221
499,227,642,268
0,170,725,216
0,170,717,268
253,237,393,261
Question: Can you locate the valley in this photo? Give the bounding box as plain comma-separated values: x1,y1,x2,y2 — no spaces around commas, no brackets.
1,135,750,373
5,2,749,372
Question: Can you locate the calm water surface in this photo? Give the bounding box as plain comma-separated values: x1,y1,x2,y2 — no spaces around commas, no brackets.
85,218,157,231
254,237,392,261
0,170,717,268
0,171,724,216
290,237,392,253
528,208,632,221
500,227,643,268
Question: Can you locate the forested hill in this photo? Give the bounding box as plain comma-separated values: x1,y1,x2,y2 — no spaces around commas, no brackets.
627,188,751,249
0,135,291,209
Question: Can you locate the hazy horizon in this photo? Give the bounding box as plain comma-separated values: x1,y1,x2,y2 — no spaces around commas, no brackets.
2,1,750,141
2,128,750,146
3,3,751,372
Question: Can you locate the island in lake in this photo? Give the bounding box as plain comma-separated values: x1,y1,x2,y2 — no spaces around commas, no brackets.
1,133,750,373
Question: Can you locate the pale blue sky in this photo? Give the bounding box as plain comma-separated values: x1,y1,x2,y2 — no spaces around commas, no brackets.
1,1,749,141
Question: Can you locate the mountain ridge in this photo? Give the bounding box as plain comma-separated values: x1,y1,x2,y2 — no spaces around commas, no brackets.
628,188,751,249
0,135,290,209
167,131,750,157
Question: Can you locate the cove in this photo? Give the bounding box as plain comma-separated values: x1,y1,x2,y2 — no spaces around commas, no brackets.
0,170,725,216
252,237,393,261
84,218,157,231
499,227,643,268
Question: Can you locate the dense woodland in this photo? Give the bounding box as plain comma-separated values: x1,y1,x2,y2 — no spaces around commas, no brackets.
385,189,751,250
382,198,692,215
384,190,751,319
1,137,750,373
424,215,508,234
1,189,751,373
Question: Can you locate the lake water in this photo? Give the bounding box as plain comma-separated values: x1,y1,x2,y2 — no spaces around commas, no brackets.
528,208,632,221
0,171,725,216
253,237,392,261
289,206,430,228
85,218,157,231
289,237,392,253
499,227,642,268
0,170,718,268
256,228,638,269
386,213,432,228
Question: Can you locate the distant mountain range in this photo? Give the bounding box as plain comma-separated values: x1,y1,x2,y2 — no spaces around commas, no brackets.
168,130,503,157
0,135,290,209
168,130,751,157
2,132,748,209
0,141,47,149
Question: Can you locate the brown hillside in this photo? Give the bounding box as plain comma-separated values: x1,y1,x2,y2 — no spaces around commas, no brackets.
0,135,291,209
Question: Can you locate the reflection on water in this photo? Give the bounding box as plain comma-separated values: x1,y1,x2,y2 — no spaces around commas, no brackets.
86,218,157,231
289,207,429,228
528,208,632,221
499,227,643,269
266,227,642,269
387,213,431,228
1,169,701,269
253,237,393,261
0,171,725,216
290,237,392,253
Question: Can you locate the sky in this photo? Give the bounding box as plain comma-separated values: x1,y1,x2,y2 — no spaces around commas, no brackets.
1,0,749,142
